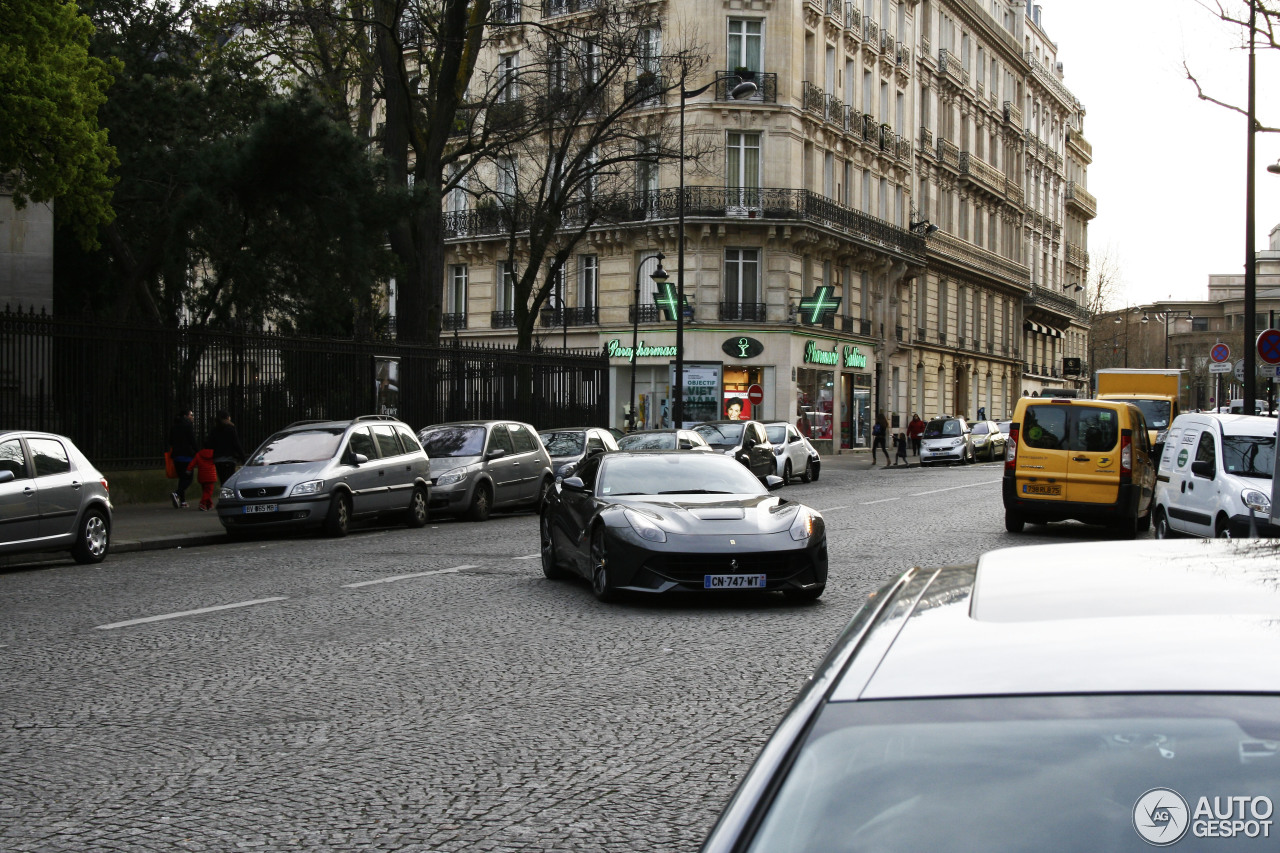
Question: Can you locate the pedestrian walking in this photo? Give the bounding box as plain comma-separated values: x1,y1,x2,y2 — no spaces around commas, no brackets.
187,447,219,510
168,409,198,508
207,410,246,485
893,431,909,466
908,413,925,457
871,410,889,465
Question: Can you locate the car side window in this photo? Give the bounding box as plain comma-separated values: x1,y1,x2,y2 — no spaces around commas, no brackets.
347,427,377,459
586,434,605,454
488,425,515,456
395,427,423,455
0,439,30,479
1022,406,1068,450
28,438,71,476
508,423,537,454
1194,431,1217,470
371,425,402,458
678,433,693,450
575,455,602,490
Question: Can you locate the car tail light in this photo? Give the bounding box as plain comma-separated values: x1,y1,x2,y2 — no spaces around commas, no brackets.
1120,433,1133,479
1004,425,1019,472
101,478,110,492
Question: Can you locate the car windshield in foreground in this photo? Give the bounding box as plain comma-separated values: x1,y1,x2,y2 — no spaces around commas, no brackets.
1223,435,1275,479
694,423,745,447
599,454,765,497
747,694,1280,853
540,432,585,456
766,426,787,444
617,433,676,450
923,419,960,438
419,426,485,458
248,429,343,466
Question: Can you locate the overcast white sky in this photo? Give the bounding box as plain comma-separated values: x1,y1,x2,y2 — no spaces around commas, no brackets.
1039,0,1280,307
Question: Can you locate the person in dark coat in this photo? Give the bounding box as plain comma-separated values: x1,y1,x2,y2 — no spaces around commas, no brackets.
207,410,246,485
168,410,198,508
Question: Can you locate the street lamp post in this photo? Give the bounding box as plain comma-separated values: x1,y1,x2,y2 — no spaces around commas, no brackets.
629,252,665,432
1243,0,1259,409
1140,309,1194,369
671,72,757,426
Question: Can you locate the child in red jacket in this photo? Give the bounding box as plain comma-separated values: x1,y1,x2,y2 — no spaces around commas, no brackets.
187,448,218,510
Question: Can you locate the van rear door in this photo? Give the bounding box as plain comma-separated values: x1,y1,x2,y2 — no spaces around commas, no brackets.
1064,405,1121,505
1015,404,1070,502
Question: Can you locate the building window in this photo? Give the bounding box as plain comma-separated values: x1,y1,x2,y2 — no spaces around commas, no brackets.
547,265,566,310
448,265,467,314
497,261,517,311
728,19,763,72
724,248,761,305
497,156,517,201
499,53,519,101
727,132,761,206
579,255,598,309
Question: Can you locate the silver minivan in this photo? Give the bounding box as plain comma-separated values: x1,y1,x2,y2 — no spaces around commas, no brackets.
418,421,554,521
217,415,430,537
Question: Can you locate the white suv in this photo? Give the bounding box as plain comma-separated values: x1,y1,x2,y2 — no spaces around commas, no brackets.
1153,412,1277,539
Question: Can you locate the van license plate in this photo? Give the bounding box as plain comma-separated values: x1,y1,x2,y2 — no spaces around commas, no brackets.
243,504,278,514
1023,484,1061,496
704,574,767,589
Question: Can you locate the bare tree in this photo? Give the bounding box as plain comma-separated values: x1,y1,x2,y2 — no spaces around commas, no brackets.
1185,0,1280,131
469,0,709,355
1086,245,1129,370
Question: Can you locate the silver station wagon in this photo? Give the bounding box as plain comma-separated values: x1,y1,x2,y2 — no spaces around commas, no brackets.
217,415,430,537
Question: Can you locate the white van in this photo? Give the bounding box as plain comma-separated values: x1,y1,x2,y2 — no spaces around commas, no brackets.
1153,412,1277,539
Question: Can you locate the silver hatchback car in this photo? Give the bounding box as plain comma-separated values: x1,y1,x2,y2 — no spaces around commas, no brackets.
0,430,112,563
217,415,430,537
417,420,554,521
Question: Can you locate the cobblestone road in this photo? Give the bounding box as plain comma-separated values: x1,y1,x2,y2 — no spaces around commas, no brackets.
0,457,1140,852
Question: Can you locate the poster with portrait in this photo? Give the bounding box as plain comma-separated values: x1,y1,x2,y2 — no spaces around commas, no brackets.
375,356,400,416
671,362,722,427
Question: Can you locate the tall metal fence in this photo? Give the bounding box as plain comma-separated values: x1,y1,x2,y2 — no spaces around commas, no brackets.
0,307,609,469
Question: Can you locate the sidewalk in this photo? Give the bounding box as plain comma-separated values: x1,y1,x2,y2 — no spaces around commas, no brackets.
111,502,230,553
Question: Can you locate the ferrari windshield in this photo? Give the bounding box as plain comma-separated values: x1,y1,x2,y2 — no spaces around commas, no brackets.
748,694,1280,853
599,454,765,496
248,429,343,465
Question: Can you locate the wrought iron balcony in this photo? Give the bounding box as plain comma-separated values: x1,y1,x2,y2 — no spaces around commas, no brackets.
896,44,910,67
444,188,926,260
540,306,599,327
938,49,968,87
492,0,520,22
1065,181,1097,219
541,0,596,16
1025,284,1089,322
721,302,768,322
629,305,661,323
863,16,879,46
1066,241,1090,270
714,70,777,103
491,310,518,328
958,151,1005,196
919,126,933,150
624,74,666,105
486,99,526,131
862,112,878,142
443,312,467,331
936,137,960,168
803,81,825,114
1067,126,1093,161
450,106,479,138
844,2,861,34
881,31,894,56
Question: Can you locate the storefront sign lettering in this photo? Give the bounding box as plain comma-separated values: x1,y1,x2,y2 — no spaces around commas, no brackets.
804,340,840,366
721,336,764,359
607,339,679,361
842,345,867,369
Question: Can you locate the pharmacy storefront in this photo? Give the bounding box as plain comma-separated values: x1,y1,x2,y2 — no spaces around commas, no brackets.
606,331,876,454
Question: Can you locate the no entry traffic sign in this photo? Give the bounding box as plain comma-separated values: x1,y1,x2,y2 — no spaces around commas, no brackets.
1257,329,1280,365
1211,343,1231,363
747,384,764,405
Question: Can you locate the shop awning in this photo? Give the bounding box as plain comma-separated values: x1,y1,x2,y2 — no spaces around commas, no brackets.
1023,320,1063,338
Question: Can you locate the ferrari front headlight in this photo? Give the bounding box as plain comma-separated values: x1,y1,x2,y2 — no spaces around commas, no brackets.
790,507,816,541
624,508,667,543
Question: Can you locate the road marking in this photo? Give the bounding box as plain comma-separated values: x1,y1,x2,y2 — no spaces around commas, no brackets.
342,565,474,588
861,498,901,505
512,554,541,560
910,479,1002,497
817,505,849,512
95,597,288,630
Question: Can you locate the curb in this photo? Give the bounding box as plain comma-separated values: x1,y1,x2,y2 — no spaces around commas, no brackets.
112,533,231,554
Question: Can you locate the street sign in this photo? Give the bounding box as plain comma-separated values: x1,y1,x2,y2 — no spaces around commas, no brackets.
1258,329,1280,365
1209,361,1233,374
1211,343,1231,363
747,384,764,405
1236,361,1245,382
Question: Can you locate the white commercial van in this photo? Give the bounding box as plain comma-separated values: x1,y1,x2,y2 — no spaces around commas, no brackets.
1153,412,1277,539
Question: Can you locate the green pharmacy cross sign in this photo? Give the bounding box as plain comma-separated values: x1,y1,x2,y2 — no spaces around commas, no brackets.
653,280,690,321
798,286,842,324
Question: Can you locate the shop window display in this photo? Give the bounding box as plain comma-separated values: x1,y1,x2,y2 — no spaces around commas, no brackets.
796,368,834,440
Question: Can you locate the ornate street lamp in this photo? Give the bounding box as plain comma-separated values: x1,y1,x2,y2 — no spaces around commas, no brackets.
629,253,665,431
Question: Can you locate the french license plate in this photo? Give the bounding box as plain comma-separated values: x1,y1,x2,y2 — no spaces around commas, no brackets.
1023,484,1061,496
243,504,278,514
704,574,767,589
